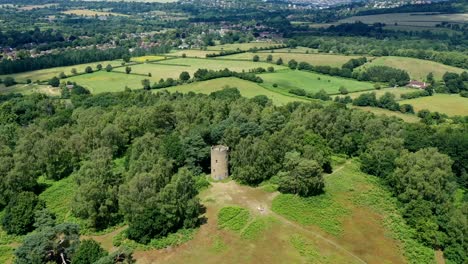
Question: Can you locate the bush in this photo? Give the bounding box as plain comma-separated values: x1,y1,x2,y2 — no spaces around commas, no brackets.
339,86,348,95
289,88,306,96
461,91,468,98
252,55,260,62
3,77,16,87
72,240,107,264
85,66,93,74
267,66,274,72
272,83,278,88
48,77,60,87
2,192,41,235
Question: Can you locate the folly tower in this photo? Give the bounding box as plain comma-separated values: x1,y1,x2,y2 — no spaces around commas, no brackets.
211,145,229,180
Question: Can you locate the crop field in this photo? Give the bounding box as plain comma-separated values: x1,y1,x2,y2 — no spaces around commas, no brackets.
160,77,307,105
114,58,288,78
345,87,415,100
400,94,468,116
223,52,363,67
260,70,376,95
206,42,281,51
62,9,128,16
337,12,468,27
361,56,465,80
66,71,153,93
0,60,124,83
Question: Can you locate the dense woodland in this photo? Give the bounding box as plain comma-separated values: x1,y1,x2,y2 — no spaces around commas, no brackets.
0,87,466,263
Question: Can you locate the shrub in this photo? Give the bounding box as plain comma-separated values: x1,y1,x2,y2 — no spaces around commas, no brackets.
3,77,16,87
2,192,41,235
85,66,93,74
72,240,107,264
339,86,348,95
289,88,306,97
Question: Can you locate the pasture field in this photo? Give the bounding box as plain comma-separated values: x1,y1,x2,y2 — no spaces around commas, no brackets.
361,56,465,80
0,83,60,96
66,71,152,93
165,49,218,58
223,52,363,67
62,9,128,16
258,46,318,54
353,106,421,123
206,42,281,51
400,94,468,116
0,60,124,83
131,55,166,63
160,77,308,105
260,70,376,95
345,87,415,100
114,58,288,78
337,12,468,27
18,4,57,10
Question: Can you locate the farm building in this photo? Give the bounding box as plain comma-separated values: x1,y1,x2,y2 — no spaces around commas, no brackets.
407,80,428,89
211,145,229,181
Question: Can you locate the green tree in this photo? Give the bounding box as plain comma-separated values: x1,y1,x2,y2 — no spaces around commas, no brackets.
58,72,67,79
72,239,107,264
276,58,283,65
72,147,121,229
141,79,151,90
48,77,60,87
4,76,16,87
85,66,93,74
277,152,324,196
288,59,298,69
122,54,131,63
2,191,40,235
179,71,191,82
96,64,103,71
71,68,77,75
252,55,260,62
105,64,113,72
15,223,80,264
339,86,348,95
266,54,273,62
125,66,132,74
360,137,404,179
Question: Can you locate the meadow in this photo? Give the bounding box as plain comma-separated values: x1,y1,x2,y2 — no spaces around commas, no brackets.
345,87,416,100
353,106,421,123
0,83,60,96
164,49,219,58
160,77,308,105
62,9,128,16
260,70,376,95
400,94,468,116
361,56,465,80
66,71,152,93
206,42,280,51
114,58,288,78
224,52,361,67
131,55,166,63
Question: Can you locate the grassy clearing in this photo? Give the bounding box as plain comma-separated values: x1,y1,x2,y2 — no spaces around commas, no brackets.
259,46,318,54
353,106,420,123
400,94,468,116
131,55,166,63
207,42,280,51
217,206,251,232
0,60,123,83
0,246,13,264
165,49,217,58
240,217,275,240
160,77,307,105
361,56,465,80
272,193,349,236
224,52,363,67
260,70,375,95
113,228,197,251
210,235,228,253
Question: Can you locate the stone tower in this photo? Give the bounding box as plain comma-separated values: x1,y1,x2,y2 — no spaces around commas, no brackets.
211,145,229,180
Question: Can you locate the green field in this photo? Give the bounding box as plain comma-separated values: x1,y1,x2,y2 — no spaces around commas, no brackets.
260,70,376,95
224,52,362,67
114,58,288,78
346,87,416,100
400,94,468,116
206,42,281,51
354,106,421,123
361,56,465,80
258,46,318,54
165,49,217,58
66,71,151,93
160,77,308,105
0,60,124,83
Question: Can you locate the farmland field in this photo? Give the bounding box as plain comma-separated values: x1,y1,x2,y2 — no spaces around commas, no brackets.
361,56,465,80
0,60,124,83
131,55,166,63
258,46,318,54
159,77,308,105
66,71,151,93
114,58,288,78
206,42,281,51
354,106,421,123
400,94,468,116
345,87,417,100
260,70,376,95
337,12,468,27
164,49,216,58
223,52,363,67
